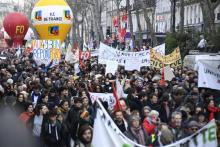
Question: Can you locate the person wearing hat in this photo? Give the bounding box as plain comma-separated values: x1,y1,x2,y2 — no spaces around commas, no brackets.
75,125,93,147
186,120,200,136
124,114,149,145
66,97,83,146
41,109,64,147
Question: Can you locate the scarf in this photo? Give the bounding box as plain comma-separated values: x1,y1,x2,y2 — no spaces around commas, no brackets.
130,127,146,145
208,106,219,121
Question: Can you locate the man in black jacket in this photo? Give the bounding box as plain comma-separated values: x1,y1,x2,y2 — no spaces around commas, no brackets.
41,110,64,147
66,97,83,146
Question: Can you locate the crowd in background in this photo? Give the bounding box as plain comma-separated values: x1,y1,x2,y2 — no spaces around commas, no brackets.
0,47,220,147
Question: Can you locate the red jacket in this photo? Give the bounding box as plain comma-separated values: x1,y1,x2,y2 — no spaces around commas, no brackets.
208,106,219,121
143,118,156,135
19,112,34,124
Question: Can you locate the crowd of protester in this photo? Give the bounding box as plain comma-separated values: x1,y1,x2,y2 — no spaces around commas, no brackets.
0,47,220,147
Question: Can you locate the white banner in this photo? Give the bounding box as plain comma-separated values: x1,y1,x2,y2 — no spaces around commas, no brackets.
164,66,175,81
153,43,165,56
98,43,150,67
105,60,118,75
89,93,116,110
92,99,218,147
125,59,141,71
198,61,220,90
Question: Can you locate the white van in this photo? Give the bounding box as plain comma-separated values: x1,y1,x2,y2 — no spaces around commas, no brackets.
183,51,220,70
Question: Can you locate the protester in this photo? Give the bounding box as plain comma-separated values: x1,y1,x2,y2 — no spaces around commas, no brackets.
41,109,64,147
27,104,48,147
76,125,93,147
19,102,34,124
170,111,184,141
0,44,219,147
124,115,149,145
113,110,128,133
143,110,160,136
66,97,83,146
14,92,26,115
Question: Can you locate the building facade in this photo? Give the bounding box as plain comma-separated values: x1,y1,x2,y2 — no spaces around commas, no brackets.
100,0,220,42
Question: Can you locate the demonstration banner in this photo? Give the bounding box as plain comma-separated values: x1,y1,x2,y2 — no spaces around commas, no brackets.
89,92,116,110
92,99,218,147
151,47,182,69
98,43,150,68
153,43,165,56
32,40,61,66
198,61,220,91
105,60,118,75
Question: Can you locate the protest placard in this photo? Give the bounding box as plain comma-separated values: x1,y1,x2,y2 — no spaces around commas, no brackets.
98,42,150,68
151,47,182,69
198,61,220,90
32,40,61,66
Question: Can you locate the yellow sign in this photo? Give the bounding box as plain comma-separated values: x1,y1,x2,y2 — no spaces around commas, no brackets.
31,0,73,42
151,47,182,69
51,48,61,60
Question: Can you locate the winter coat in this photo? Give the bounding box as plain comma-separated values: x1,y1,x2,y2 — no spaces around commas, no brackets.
66,106,81,141
159,103,171,123
19,111,34,124
143,118,156,135
124,126,149,145
41,121,63,147
207,106,220,121
127,95,142,112
148,102,161,114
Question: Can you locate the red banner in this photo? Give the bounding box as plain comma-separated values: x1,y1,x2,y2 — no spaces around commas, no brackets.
79,51,91,60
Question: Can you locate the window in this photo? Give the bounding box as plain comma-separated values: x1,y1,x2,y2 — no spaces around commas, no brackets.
217,13,220,20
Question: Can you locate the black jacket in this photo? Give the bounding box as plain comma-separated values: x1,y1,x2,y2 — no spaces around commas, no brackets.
41,120,64,147
66,106,81,141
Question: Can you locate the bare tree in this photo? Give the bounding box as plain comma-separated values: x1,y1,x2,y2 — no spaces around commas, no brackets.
126,0,135,47
91,0,105,43
179,0,184,33
199,0,220,34
134,0,143,47
66,0,82,46
137,0,157,46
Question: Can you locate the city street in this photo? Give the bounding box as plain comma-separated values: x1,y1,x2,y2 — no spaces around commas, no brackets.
0,0,220,147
